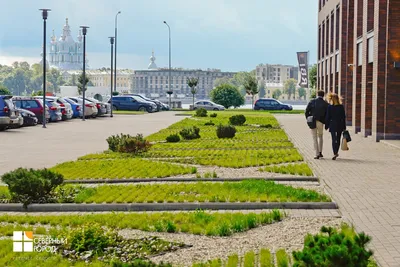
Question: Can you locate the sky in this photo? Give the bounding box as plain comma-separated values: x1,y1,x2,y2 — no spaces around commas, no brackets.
0,0,318,72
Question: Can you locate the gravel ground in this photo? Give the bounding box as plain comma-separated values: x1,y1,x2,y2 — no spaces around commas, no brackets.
119,217,343,266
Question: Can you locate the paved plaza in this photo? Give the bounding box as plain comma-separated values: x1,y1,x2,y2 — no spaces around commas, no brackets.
0,113,183,176
276,114,400,267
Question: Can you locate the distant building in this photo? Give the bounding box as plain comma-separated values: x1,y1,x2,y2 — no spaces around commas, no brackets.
48,18,88,70
133,51,236,98
256,64,298,84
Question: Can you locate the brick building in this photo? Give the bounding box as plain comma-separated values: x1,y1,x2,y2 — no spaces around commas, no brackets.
318,0,400,141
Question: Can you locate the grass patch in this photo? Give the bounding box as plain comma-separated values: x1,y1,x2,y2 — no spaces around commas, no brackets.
260,163,313,176
113,110,146,115
0,210,284,237
50,158,195,180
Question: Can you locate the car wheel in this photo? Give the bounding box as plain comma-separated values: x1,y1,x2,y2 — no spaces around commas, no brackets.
112,105,118,111
139,106,146,112
146,107,152,113
0,126,6,131
213,108,219,111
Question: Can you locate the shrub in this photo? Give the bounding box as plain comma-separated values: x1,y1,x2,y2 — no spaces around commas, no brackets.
210,84,245,109
292,225,373,267
229,114,246,126
107,133,151,154
204,120,215,126
179,126,200,140
210,113,217,118
112,91,120,96
166,134,180,143
216,124,236,139
195,108,207,117
1,168,64,207
260,124,273,128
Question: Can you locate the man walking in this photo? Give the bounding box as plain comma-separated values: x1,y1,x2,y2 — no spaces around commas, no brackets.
305,90,329,159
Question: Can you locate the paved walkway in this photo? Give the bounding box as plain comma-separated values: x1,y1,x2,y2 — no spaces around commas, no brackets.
0,113,183,176
276,114,400,267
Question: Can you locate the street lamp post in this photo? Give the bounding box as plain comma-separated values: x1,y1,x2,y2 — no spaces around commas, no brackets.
114,11,121,94
39,8,51,128
80,26,89,121
163,21,172,108
109,37,115,118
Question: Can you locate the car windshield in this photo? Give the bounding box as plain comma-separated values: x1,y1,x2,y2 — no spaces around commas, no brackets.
132,96,144,102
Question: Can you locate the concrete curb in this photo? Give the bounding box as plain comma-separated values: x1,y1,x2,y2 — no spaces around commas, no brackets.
64,177,319,184
0,202,337,212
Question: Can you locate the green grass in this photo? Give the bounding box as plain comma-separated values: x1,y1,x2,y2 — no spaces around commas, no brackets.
50,158,195,180
226,254,239,267
260,249,273,267
0,210,284,237
63,180,330,204
276,249,289,267
113,110,147,115
243,251,256,267
260,163,314,176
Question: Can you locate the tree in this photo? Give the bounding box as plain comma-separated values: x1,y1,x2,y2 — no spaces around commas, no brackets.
47,68,65,93
210,84,244,109
0,84,11,95
213,76,233,88
187,77,199,108
298,87,306,100
258,81,266,98
272,89,282,100
243,73,259,109
309,64,317,89
31,90,43,96
284,78,297,100
77,73,90,95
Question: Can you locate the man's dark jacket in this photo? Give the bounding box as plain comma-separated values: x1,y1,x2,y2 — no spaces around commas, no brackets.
305,97,329,124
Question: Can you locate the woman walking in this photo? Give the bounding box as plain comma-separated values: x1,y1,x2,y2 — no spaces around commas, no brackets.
325,93,346,160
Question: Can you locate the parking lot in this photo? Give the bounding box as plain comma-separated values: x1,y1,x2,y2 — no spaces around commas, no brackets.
0,113,183,176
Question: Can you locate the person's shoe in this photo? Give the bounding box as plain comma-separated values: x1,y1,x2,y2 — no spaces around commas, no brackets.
319,152,324,158
314,155,320,159
332,154,339,160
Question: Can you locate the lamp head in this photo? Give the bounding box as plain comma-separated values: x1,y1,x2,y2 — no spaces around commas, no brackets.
118,11,121,14
80,26,89,35
163,21,167,24
109,37,115,44
39,9,51,20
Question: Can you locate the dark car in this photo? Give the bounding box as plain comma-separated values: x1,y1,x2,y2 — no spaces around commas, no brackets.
16,108,38,126
126,94,162,111
13,97,50,123
254,98,293,111
0,95,20,131
110,96,157,112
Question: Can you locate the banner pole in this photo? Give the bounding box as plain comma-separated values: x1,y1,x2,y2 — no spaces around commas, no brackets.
307,50,310,101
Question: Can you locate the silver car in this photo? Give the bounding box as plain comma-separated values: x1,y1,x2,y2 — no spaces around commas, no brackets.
86,97,111,116
67,97,98,118
45,96,73,120
194,100,225,111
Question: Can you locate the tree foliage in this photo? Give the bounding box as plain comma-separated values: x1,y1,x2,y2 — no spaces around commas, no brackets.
298,87,306,100
243,74,259,109
210,84,244,109
187,77,199,108
309,64,317,89
77,73,91,95
258,81,266,98
0,84,11,95
272,89,282,100
284,78,297,100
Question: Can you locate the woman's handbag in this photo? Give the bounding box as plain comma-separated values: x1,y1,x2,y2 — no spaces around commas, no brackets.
341,138,349,151
343,130,351,142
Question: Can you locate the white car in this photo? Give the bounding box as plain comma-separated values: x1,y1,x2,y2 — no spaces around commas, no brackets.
67,97,98,118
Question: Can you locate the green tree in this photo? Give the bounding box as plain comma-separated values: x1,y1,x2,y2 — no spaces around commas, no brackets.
298,87,306,100
47,68,65,93
213,76,233,88
272,89,282,100
309,64,317,89
258,81,266,98
0,84,11,95
284,78,297,100
187,77,199,108
31,90,43,96
210,84,244,109
243,73,259,109
77,73,90,95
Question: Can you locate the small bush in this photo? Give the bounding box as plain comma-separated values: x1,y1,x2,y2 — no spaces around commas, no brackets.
216,124,236,139
292,225,373,267
166,134,180,143
229,114,246,126
204,120,215,126
260,124,273,128
195,108,208,117
1,168,64,207
107,133,151,154
112,91,120,96
179,126,200,140
210,113,217,118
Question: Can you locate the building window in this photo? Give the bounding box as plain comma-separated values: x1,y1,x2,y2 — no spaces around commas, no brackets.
357,42,363,66
336,6,340,50
335,54,339,72
368,37,374,63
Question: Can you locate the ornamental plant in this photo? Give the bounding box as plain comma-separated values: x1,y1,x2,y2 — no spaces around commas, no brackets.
1,168,63,207
229,114,246,126
106,133,151,154
166,134,180,143
210,113,217,118
195,108,207,117
292,225,373,267
204,120,215,126
216,124,236,138
179,126,200,140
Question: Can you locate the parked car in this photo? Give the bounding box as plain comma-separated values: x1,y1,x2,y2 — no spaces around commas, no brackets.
161,103,170,111
0,95,21,131
254,98,293,111
126,94,162,111
45,99,62,122
16,108,38,126
13,97,50,123
63,97,82,118
67,97,98,118
45,96,73,120
86,97,111,116
193,100,225,111
110,96,157,112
